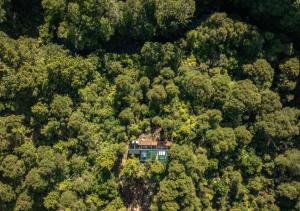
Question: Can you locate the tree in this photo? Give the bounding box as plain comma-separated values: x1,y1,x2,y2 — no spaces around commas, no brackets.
0,34,48,114
119,158,146,207
147,85,167,104
31,102,49,127
0,115,29,151
147,161,166,182
104,197,126,211
121,0,156,40
255,108,300,149
41,0,121,50
58,191,86,210
50,95,73,119
242,59,274,89
36,146,66,177
45,53,97,94
44,191,60,210
250,193,279,211
0,154,26,179
211,73,231,108
41,95,73,140
152,164,201,211
180,69,214,106
277,57,300,102
0,181,15,203
40,0,196,50
141,42,182,74
154,0,195,33
168,144,207,181
238,149,262,176
223,80,261,125
15,191,33,211
194,109,223,139
96,147,118,172
120,158,145,182
234,126,253,147
25,168,48,192
15,140,37,168
0,0,9,23
211,167,246,209
260,89,282,114
275,149,300,178
187,13,264,66
119,108,135,126
68,154,88,175
204,127,237,156
70,172,95,195
277,181,300,200
277,182,300,210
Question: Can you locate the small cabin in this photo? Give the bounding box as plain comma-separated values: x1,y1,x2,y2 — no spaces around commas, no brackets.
128,134,172,162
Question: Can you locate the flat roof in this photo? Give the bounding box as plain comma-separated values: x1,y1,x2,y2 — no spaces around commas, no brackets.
138,137,172,147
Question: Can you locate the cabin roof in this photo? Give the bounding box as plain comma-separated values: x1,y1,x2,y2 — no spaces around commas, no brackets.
137,136,172,147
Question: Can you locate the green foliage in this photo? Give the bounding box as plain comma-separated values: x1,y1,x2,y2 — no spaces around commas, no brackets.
0,115,29,151
155,0,195,33
156,147,207,210
104,197,126,211
238,149,263,176
180,68,214,106
0,0,9,23
1,154,26,179
0,182,15,203
15,192,33,211
141,42,182,72
43,191,60,209
152,170,201,210
205,127,237,156
147,84,167,103
223,80,261,125
277,57,300,103
41,0,121,50
211,73,231,108
260,89,282,114
255,108,300,148
0,2,299,210
168,145,208,181
25,168,48,191
147,161,166,182
40,0,196,50
187,13,264,66
234,126,252,147
120,158,145,181
58,191,86,210
96,147,118,172
275,149,300,178
277,182,300,200
242,59,274,89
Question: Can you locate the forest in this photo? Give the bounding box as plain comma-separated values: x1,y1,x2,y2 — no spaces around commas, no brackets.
0,0,299,210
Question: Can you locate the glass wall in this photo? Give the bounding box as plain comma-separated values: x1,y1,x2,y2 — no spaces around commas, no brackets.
140,149,168,161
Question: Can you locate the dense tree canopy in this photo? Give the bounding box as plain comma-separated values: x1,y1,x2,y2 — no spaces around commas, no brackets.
39,0,196,50
0,1,299,210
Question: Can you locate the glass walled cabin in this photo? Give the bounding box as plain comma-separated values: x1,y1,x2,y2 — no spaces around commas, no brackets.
128,135,172,162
